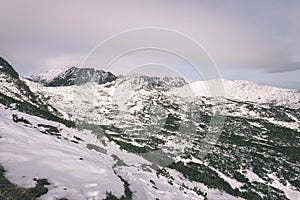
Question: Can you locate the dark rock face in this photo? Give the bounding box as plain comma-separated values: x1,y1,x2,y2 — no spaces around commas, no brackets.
35,67,117,87
0,57,19,79
0,57,35,101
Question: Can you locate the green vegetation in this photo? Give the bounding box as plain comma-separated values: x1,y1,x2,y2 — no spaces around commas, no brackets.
86,144,107,154
156,168,174,180
104,174,133,200
12,114,31,125
0,92,75,127
193,187,208,199
162,114,181,132
0,165,50,200
37,124,61,136
114,140,149,153
169,162,262,200
72,122,151,154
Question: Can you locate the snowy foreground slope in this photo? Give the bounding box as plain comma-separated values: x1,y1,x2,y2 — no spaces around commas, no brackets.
0,105,242,200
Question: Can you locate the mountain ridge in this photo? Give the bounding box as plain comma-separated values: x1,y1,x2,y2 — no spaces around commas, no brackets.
0,56,299,200
29,65,299,91
0,57,19,79
29,66,117,87
25,66,300,92
27,65,300,109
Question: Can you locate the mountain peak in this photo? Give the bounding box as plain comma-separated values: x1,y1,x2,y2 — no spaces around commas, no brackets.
29,66,72,84
0,57,19,79
29,66,117,87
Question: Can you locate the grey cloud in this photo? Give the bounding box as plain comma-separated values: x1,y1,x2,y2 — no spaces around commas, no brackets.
0,0,299,88
264,62,300,74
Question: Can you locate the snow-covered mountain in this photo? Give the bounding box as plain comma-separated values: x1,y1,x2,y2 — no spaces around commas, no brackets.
0,56,32,102
175,79,300,108
0,57,63,118
29,66,71,84
0,57,300,200
29,65,300,108
29,66,117,86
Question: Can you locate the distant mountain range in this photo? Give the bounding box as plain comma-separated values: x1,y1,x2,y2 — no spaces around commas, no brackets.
29,66,117,86
28,63,300,109
0,56,299,200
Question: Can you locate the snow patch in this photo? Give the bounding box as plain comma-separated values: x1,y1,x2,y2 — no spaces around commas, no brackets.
29,67,71,83
268,173,300,200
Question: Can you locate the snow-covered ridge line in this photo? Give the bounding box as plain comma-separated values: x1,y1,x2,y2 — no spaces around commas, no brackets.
29,65,299,89
26,67,71,83
28,66,117,87
174,79,300,108
29,67,300,109
29,67,72,83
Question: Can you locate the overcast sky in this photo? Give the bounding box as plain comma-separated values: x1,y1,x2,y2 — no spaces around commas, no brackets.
1,0,300,89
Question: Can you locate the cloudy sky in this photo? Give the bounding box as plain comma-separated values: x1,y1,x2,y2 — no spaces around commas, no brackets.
1,0,300,88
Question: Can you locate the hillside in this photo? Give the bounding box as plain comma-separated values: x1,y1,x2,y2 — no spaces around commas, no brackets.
0,57,299,199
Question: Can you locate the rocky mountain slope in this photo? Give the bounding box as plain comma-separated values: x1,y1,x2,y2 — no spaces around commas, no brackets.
0,57,299,199
175,80,300,108
29,66,117,86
